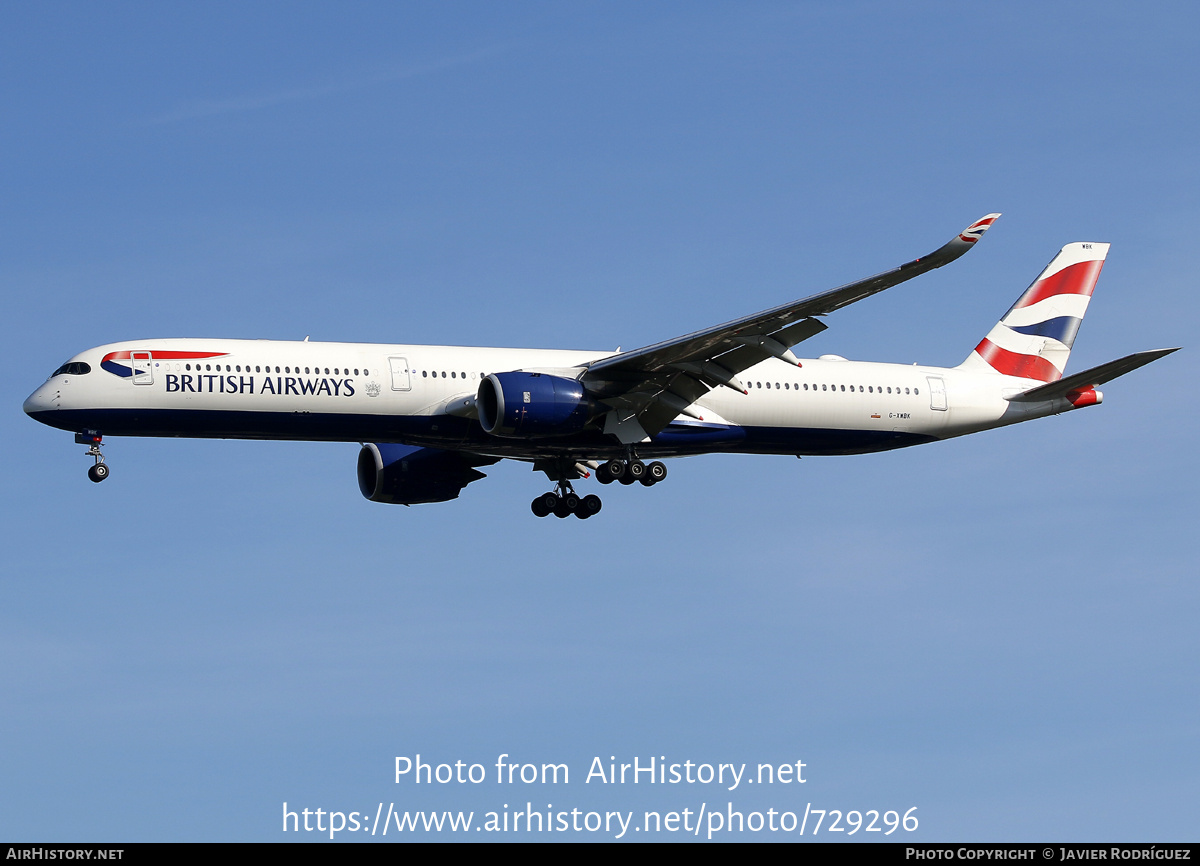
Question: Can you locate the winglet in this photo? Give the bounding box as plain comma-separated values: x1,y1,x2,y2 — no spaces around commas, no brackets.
910,212,1000,273
959,213,1001,244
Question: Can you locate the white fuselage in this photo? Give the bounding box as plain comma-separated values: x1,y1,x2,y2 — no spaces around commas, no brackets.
23,338,1073,461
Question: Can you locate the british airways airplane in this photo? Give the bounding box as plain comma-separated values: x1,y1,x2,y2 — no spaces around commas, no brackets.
23,214,1176,518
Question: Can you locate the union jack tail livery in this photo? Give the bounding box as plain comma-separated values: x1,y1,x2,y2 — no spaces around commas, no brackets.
960,242,1109,382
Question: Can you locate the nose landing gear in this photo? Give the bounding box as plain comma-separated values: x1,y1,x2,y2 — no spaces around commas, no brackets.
75,431,109,483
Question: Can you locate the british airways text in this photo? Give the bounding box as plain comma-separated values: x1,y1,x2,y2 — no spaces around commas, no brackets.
164,374,356,396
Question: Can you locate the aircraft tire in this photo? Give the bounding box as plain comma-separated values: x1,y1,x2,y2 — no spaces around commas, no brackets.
603,459,625,480
88,464,109,483
647,461,667,483
563,492,580,513
582,494,602,515
531,497,551,517
627,460,647,481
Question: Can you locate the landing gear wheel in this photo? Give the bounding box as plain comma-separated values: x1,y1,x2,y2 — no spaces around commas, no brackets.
88,463,109,483
573,494,603,519
596,463,615,484
531,496,551,517
603,459,625,481
627,460,647,482
563,492,580,513
647,461,667,483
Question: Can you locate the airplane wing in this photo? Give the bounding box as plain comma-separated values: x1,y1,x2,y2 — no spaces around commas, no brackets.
581,213,1001,442
1005,348,1180,402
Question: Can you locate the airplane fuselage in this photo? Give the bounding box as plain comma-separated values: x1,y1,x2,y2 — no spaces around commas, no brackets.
23,337,1070,462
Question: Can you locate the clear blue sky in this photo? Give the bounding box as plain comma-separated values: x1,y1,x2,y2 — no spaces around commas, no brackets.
2,1,1196,841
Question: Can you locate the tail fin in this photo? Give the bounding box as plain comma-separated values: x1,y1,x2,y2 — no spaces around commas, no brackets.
959,242,1109,382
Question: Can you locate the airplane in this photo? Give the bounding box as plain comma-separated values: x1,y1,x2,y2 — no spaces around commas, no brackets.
23,213,1178,519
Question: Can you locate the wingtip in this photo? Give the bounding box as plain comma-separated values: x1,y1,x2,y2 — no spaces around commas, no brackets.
959,213,1001,244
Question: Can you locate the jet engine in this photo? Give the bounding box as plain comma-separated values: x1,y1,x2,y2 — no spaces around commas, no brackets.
357,443,491,505
476,372,596,438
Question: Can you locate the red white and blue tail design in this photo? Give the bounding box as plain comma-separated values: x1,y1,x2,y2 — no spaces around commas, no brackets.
959,242,1109,382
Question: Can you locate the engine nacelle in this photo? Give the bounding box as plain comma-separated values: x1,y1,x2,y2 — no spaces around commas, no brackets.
477,371,595,438
357,443,488,505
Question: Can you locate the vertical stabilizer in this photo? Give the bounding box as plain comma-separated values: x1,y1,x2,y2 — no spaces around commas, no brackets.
959,242,1109,382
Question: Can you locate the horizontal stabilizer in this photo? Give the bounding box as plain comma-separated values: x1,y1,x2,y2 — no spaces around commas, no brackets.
1005,348,1179,402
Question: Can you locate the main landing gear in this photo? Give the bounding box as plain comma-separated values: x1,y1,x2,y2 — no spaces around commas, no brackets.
529,454,667,519
530,482,603,519
75,431,109,483
595,458,667,487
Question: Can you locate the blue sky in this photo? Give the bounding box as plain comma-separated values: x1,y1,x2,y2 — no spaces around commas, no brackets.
3,2,1197,841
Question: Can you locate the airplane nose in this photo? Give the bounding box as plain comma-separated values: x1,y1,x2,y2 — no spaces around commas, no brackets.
23,385,53,418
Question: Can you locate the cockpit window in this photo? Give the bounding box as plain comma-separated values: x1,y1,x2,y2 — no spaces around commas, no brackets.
52,362,91,377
